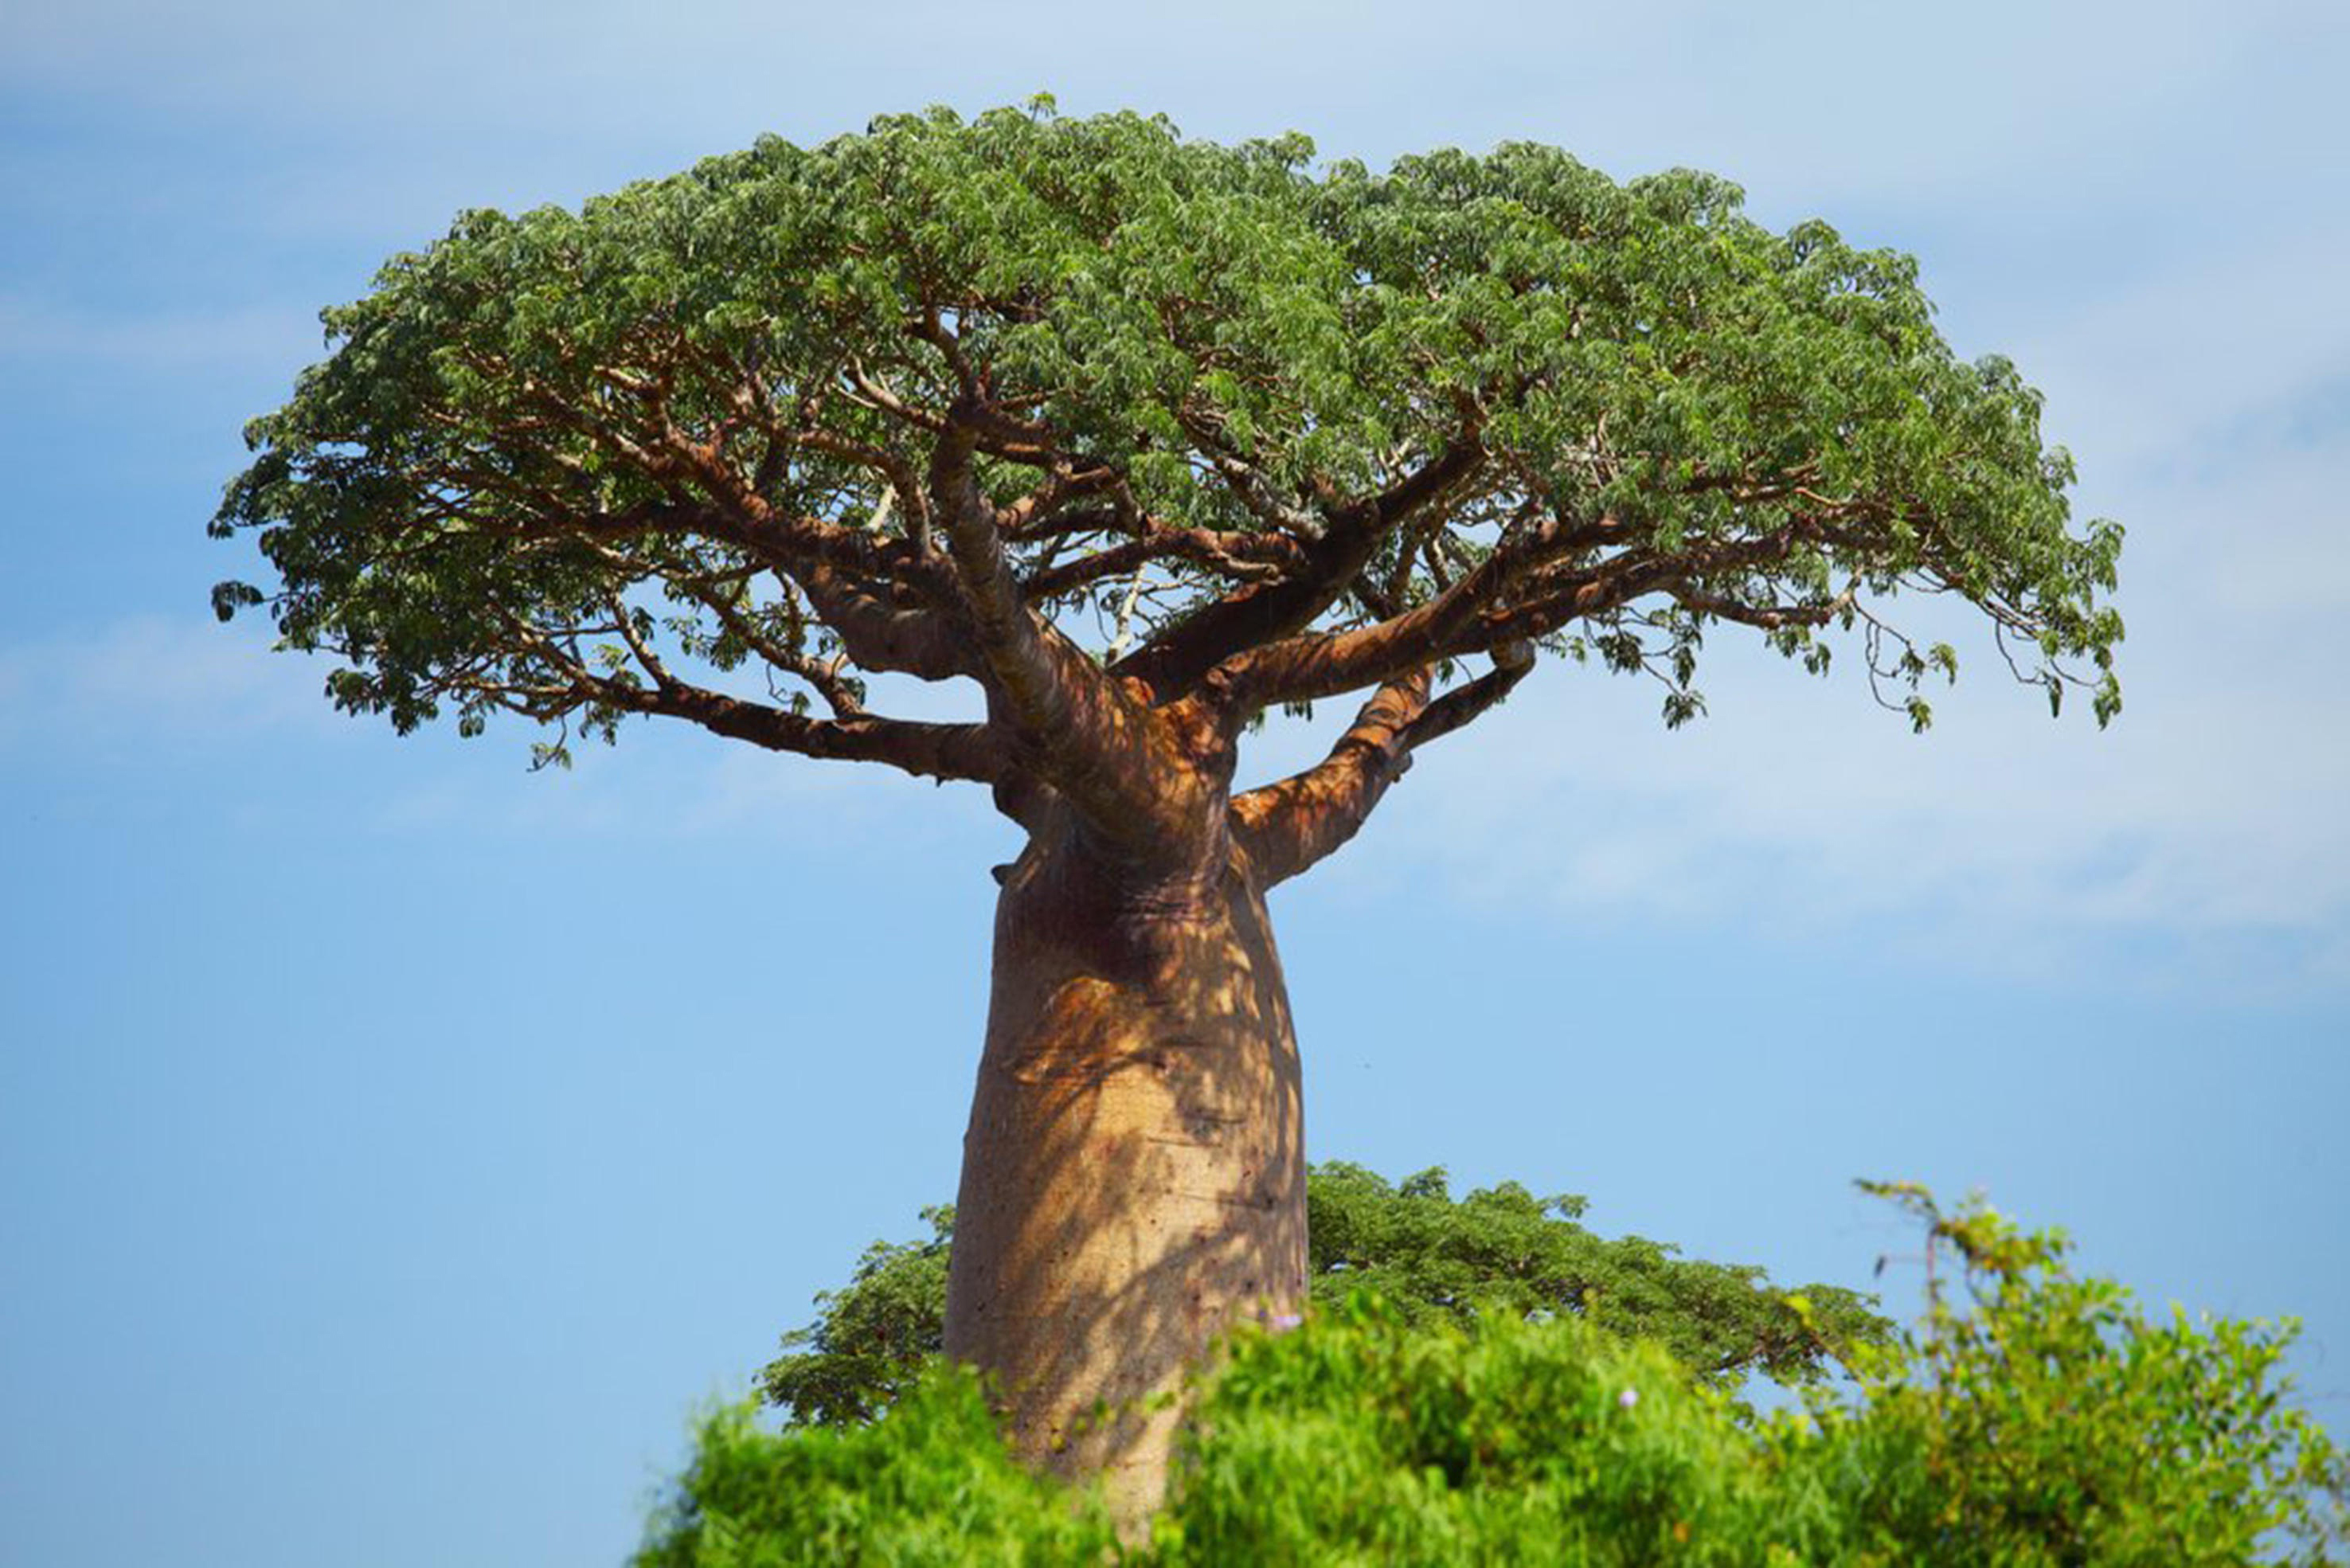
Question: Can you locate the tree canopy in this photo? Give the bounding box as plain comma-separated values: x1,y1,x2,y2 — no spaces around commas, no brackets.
214,100,2120,855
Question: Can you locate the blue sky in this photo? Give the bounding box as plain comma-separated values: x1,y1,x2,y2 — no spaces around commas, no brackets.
3,3,2345,1563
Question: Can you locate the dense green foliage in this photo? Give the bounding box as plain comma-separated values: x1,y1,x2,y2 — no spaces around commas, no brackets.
760,1204,956,1428
1824,1183,2345,1562
648,1188,2344,1566
635,1371,1119,1568
214,101,2119,763
1306,1164,1884,1385
759,1163,1887,1425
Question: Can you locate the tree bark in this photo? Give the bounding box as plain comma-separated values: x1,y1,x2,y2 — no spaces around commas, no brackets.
943,803,1307,1535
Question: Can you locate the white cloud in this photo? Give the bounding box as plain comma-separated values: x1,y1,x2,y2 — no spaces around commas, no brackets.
2021,225,2350,482
1341,629,2348,994
2160,444,2350,618
0,615,333,748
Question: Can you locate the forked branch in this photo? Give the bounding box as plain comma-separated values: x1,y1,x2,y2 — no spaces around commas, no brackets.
605,680,1005,784
929,409,1202,854
1112,431,1489,701
1230,643,1533,889
1221,527,1794,717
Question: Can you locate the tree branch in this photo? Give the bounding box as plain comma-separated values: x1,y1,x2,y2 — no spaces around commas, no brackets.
1229,643,1532,889
1209,510,1610,717
460,360,978,682
545,494,978,684
1174,404,1323,539
1019,524,1302,602
607,680,1005,785
661,569,870,718
1112,431,1489,701
929,408,1201,855
458,620,1005,789
1670,586,1842,632
1480,533,1802,649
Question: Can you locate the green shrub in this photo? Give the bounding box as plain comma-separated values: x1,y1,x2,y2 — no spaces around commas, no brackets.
1164,1305,1771,1565
1776,1183,2348,1566
647,1186,2345,1566
635,1369,1117,1567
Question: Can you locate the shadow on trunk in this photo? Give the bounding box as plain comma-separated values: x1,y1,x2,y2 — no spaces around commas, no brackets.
944,804,1306,1531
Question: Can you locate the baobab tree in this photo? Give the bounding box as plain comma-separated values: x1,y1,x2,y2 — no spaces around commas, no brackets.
212,104,2121,1526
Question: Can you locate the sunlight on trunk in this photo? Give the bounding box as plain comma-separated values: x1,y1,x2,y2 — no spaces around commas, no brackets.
944,811,1307,1533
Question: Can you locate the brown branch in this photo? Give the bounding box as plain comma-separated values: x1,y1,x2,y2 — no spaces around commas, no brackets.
1481,533,1803,649
1229,671,1430,889
1222,526,1805,714
1671,587,1840,632
993,463,1121,536
1402,639,1535,750
515,491,975,684
1019,525,1303,602
463,619,1005,788
779,557,971,682
1174,405,1322,538
847,350,1062,466
844,360,949,434
1112,430,1490,702
929,409,1198,856
604,679,1005,785
643,424,979,683
1210,510,1611,716
600,587,673,687
791,428,933,546
663,571,870,718
459,358,976,682
1229,643,1532,889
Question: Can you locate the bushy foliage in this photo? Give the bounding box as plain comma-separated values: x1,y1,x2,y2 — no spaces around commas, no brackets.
759,1205,955,1427
1788,1183,2348,1564
216,103,2123,771
1169,1304,1769,1563
759,1163,1887,1422
648,1187,2344,1566
635,1369,1117,1567
1308,1163,1883,1387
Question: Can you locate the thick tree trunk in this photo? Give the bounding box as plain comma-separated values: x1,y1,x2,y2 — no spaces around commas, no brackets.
944,807,1307,1533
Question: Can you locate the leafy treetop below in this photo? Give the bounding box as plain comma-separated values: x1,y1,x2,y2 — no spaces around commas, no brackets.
648,1183,2344,1566
758,1162,1891,1427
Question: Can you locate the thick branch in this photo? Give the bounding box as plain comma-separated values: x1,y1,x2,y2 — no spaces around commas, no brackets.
1210,510,1606,716
1230,671,1429,888
656,420,977,656
782,556,971,682
464,628,1006,789
1112,432,1488,702
929,412,1199,854
1230,643,1531,889
1224,527,1789,714
1402,639,1535,751
606,680,1005,785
